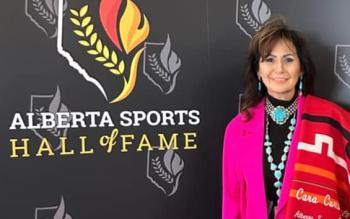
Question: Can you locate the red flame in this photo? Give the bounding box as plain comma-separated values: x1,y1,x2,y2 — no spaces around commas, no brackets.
99,0,122,51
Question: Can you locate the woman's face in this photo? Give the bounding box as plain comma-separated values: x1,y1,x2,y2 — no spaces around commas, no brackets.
258,39,302,100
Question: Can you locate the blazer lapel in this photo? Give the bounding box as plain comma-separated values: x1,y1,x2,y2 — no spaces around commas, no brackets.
242,100,268,218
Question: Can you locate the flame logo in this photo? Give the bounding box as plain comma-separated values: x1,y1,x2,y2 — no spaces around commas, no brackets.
236,0,272,38
251,0,271,24
119,0,150,54
67,0,150,103
100,0,150,54
49,86,71,124
30,86,71,151
147,147,185,197
98,0,150,102
53,196,72,219
99,0,123,51
160,35,181,76
163,149,184,178
144,35,182,94
34,196,72,219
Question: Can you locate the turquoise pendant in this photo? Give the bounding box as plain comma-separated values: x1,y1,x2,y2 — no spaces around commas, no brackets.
272,106,287,125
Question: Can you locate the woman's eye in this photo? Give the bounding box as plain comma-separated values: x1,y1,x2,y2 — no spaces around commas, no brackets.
284,58,294,63
265,57,274,62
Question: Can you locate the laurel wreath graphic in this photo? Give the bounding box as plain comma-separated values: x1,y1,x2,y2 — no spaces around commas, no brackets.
152,156,174,184
32,0,56,25
70,5,125,75
148,53,171,82
240,4,260,31
34,107,61,137
338,55,350,75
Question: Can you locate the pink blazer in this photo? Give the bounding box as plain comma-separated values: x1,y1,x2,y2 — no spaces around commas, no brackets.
222,96,305,219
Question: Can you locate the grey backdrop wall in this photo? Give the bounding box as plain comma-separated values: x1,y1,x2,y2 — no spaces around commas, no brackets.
1,0,349,218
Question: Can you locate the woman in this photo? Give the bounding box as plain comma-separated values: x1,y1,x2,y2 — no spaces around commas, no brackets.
222,18,350,219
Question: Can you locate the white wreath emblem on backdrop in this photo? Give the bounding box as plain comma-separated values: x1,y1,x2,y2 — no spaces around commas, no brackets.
147,148,185,196
334,45,350,90
143,34,182,95
25,0,68,38
235,0,271,38
30,86,71,151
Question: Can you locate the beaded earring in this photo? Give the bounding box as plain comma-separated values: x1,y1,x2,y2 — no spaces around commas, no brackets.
258,75,262,92
298,74,303,96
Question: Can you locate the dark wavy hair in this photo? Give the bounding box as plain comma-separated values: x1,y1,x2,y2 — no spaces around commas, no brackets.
240,17,316,120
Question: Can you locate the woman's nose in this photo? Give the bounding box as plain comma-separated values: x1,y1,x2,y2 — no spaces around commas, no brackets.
275,60,284,73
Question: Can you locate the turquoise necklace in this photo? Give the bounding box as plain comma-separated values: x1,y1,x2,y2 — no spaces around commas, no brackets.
264,100,297,197
266,97,297,125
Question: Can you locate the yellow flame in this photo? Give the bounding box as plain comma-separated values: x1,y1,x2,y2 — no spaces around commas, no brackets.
110,48,144,103
119,0,150,54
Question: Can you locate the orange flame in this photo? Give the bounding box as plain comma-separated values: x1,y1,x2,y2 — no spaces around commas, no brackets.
119,0,150,54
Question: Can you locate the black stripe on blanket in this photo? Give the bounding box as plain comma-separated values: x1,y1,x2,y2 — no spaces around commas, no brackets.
302,113,350,158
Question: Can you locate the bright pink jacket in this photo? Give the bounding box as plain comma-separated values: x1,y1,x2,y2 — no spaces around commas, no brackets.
222,96,305,219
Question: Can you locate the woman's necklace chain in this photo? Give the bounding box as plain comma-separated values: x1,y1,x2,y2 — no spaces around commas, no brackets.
265,97,297,125
264,98,297,197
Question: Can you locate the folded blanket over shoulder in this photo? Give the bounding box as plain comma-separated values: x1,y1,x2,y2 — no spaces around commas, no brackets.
286,95,350,219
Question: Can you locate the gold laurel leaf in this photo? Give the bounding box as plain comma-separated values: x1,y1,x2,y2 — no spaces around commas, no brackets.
78,40,90,46
118,60,125,73
104,62,115,68
79,5,89,18
85,24,94,37
110,69,121,75
95,56,107,62
87,50,98,55
111,51,118,64
70,9,79,17
70,18,80,26
82,16,91,28
73,30,85,37
96,40,102,53
90,33,97,45
103,46,109,59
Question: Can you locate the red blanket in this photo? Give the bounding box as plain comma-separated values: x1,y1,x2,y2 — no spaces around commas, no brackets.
286,96,350,218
